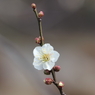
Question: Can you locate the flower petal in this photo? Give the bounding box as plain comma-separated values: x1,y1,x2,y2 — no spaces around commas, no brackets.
33,58,43,66
33,46,43,58
48,61,55,69
43,62,55,70
33,58,43,70
51,51,60,62
42,43,53,54
34,65,43,70
43,62,50,70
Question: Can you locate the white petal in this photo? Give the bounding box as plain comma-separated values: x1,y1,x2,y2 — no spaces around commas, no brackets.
48,61,55,69
51,51,60,62
34,65,43,70
42,43,54,54
33,58,43,66
33,46,43,58
43,62,54,70
33,58,43,70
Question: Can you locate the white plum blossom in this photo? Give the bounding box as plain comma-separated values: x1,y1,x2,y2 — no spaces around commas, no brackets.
33,43,60,70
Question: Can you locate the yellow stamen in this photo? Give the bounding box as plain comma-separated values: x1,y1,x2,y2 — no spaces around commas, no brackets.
41,54,50,62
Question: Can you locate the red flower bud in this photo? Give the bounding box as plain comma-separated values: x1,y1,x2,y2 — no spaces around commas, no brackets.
53,65,61,72
35,37,41,44
58,81,64,88
44,78,53,85
35,36,44,44
31,3,36,9
38,11,44,18
44,70,51,75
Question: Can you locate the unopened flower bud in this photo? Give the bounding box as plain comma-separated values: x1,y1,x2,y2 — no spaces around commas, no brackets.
44,78,53,85
58,81,64,88
31,3,36,9
44,70,51,75
35,37,41,44
38,11,44,18
53,65,61,72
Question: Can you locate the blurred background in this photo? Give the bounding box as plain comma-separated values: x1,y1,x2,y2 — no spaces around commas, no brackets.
0,0,95,95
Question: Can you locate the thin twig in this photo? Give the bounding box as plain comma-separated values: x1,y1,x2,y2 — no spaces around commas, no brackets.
33,8,44,46
51,69,56,82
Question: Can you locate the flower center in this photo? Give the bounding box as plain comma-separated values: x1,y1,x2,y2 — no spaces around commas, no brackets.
42,54,50,62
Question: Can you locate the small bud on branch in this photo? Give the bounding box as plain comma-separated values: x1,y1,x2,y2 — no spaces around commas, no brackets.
53,65,61,72
44,78,53,85
35,37,41,44
38,11,44,18
31,3,36,9
35,36,44,44
44,70,51,75
58,81,64,88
